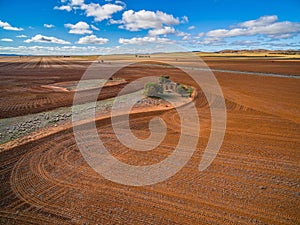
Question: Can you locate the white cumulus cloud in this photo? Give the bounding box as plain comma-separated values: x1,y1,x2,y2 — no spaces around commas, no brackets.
44,24,55,28
81,3,124,22
148,26,175,36
91,25,99,31
238,15,278,28
54,5,72,11
1,38,13,42
65,21,92,34
0,20,23,31
77,35,109,44
119,36,172,45
24,34,70,44
206,15,300,39
70,0,84,5
181,16,188,23
119,10,180,31
54,0,124,22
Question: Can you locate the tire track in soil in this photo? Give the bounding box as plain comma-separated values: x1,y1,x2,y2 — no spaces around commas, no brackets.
0,59,299,224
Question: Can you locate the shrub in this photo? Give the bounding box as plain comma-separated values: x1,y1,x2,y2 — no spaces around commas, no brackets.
159,76,171,84
176,84,186,96
186,86,193,97
176,84,193,97
144,82,163,97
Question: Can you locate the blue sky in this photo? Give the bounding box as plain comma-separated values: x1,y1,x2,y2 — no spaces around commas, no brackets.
0,0,299,55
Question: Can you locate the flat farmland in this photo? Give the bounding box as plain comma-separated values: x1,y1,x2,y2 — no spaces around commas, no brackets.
0,55,299,224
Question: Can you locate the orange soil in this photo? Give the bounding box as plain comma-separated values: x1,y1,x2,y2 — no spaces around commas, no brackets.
0,57,299,224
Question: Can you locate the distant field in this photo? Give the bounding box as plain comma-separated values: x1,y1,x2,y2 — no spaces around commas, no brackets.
195,51,300,58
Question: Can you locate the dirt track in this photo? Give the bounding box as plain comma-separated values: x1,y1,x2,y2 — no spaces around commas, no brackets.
0,56,299,224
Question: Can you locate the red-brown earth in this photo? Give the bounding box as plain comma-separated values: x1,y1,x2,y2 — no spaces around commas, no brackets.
0,56,299,224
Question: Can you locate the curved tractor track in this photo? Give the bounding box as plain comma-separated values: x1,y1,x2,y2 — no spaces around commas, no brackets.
1,96,299,224
0,58,299,224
